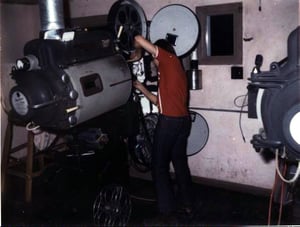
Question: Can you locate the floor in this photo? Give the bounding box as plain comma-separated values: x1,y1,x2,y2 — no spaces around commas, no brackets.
2,146,300,226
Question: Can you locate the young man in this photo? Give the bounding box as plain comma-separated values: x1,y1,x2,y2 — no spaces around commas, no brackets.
132,35,194,221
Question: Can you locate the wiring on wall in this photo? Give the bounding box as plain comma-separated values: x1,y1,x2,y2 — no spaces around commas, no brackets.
189,107,247,114
234,93,248,143
189,93,248,143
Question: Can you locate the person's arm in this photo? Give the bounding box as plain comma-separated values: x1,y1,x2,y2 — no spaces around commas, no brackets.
128,35,158,62
134,35,158,57
133,80,158,106
131,35,158,105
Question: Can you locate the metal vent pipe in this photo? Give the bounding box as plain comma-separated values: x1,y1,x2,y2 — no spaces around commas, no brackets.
39,0,65,39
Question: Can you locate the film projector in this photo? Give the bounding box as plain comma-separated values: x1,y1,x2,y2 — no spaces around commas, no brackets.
247,26,300,216
248,27,300,167
8,1,132,130
5,0,205,225
8,0,207,155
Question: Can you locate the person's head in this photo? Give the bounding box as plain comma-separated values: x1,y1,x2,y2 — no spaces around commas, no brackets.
154,39,176,55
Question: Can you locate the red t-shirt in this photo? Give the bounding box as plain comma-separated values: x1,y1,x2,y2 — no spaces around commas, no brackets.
155,47,189,117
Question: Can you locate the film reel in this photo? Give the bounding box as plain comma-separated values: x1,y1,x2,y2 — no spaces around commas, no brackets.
107,0,147,53
93,184,132,226
187,111,209,156
150,4,200,57
108,1,200,57
131,111,209,159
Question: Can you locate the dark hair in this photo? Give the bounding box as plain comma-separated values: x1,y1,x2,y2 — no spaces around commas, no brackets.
154,39,176,55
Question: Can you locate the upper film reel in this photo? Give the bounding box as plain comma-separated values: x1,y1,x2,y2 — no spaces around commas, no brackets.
149,4,200,57
107,0,148,53
108,1,200,57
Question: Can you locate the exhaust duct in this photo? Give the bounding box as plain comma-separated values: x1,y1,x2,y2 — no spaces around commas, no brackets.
39,0,65,40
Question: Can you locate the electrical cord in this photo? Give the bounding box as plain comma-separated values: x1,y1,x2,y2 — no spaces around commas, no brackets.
268,154,288,225
278,163,287,225
233,94,248,108
275,149,300,183
234,93,248,143
268,165,277,225
26,121,40,131
26,121,58,151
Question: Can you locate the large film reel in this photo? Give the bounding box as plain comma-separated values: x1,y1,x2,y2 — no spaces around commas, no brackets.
150,4,200,57
93,184,132,226
108,1,200,57
187,111,209,156
108,0,147,53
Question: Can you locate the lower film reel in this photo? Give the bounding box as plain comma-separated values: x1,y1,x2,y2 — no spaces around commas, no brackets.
93,184,132,226
132,112,208,158
107,0,147,53
187,111,209,156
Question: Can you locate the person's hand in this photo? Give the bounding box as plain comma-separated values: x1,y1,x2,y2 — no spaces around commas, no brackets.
133,80,158,105
133,80,143,91
127,47,143,62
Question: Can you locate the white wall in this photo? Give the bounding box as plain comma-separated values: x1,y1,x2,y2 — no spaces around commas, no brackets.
1,0,299,191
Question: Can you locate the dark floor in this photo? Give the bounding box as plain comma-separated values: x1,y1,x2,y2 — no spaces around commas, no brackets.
2,150,300,226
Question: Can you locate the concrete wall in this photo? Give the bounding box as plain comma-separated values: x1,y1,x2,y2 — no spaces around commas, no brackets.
1,0,299,191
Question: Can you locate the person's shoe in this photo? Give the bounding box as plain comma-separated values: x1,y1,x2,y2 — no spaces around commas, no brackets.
143,213,178,226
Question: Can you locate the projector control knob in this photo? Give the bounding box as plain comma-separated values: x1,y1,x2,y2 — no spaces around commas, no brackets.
69,90,78,100
61,74,70,83
68,115,77,125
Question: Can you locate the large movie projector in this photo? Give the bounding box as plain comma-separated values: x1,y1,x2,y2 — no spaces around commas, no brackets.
248,26,300,162
8,0,201,133
9,0,133,130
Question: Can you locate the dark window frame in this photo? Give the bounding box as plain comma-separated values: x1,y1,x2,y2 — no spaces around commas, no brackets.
196,2,243,65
